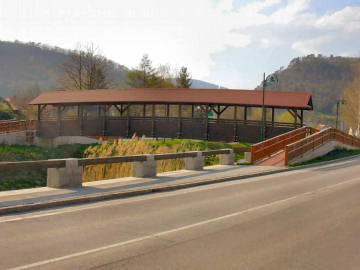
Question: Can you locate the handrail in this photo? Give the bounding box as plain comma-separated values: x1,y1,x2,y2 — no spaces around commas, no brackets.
0,149,235,171
250,126,315,164
0,120,37,134
285,128,360,164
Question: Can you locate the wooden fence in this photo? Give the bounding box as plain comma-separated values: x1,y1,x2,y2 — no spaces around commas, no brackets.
250,126,315,164
0,120,37,134
285,128,360,164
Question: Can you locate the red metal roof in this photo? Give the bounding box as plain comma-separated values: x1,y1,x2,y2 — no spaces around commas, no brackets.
29,88,313,110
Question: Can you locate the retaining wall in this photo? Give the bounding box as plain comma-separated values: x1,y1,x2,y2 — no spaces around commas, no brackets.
288,140,358,165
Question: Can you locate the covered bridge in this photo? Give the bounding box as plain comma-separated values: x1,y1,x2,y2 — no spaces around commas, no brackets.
29,88,313,143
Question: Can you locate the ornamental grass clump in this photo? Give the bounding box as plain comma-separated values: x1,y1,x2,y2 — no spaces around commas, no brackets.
82,135,199,182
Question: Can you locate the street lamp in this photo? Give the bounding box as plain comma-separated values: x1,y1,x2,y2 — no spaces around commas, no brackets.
260,73,278,141
336,99,345,130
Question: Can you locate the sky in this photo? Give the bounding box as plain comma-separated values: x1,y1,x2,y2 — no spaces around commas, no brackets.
0,0,360,88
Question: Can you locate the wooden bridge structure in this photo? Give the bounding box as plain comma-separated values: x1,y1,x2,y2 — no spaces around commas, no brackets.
29,88,313,143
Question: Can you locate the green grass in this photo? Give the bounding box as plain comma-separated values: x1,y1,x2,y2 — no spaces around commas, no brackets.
0,144,96,191
288,148,360,167
151,138,250,165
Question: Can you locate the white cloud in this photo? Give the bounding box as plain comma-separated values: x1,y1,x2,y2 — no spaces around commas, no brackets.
316,6,360,32
291,36,332,55
270,0,310,24
0,0,359,88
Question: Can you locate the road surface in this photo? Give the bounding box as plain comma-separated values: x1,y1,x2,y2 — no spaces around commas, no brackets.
1,156,360,269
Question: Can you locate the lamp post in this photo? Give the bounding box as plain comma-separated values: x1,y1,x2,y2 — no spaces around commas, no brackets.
260,73,278,141
336,99,345,130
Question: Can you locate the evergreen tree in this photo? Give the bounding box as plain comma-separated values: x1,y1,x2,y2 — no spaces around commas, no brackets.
176,66,192,88
126,54,164,88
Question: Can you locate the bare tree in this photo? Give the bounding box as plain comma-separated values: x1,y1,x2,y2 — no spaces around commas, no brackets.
60,44,111,90
341,71,360,131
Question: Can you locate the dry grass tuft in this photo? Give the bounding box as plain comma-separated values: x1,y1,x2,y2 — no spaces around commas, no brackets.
82,135,199,182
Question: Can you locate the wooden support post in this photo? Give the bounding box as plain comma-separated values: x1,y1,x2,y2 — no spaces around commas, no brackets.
177,104,182,138
205,105,209,140
152,104,155,138
263,107,267,139
57,106,61,136
102,105,107,136
79,106,84,136
300,109,304,126
244,106,247,124
166,104,170,117
126,103,131,137
272,107,275,127
37,105,41,121
217,105,220,120
233,106,238,141
293,109,297,128
120,104,123,117
98,105,101,118
191,105,194,118
143,104,146,117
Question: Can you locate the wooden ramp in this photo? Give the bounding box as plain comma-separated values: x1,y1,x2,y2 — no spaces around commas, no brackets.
256,151,285,166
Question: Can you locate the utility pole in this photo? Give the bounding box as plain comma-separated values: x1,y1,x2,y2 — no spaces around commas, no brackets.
260,73,266,142
260,73,278,141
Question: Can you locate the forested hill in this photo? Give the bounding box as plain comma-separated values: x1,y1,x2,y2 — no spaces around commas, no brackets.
0,40,128,97
262,55,360,114
0,41,225,98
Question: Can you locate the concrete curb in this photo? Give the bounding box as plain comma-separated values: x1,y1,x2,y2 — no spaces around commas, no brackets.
1,154,359,215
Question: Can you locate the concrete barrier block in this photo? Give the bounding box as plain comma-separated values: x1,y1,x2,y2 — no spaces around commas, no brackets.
132,154,157,178
47,158,83,188
244,152,251,163
219,149,234,165
185,151,204,171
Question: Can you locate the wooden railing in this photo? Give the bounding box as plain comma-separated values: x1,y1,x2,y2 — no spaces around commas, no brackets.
0,148,240,171
0,120,37,134
251,126,316,164
285,128,360,164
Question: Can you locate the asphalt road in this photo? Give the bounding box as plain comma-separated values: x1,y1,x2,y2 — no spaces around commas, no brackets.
2,156,360,270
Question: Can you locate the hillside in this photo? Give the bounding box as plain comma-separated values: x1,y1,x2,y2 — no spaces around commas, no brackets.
191,79,226,89
0,40,128,97
0,41,226,99
262,55,360,114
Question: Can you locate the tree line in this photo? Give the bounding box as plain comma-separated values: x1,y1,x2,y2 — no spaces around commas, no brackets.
60,45,192,90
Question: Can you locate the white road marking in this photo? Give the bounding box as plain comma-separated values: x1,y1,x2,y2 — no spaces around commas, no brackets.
0,168,306,223
7,176,360,270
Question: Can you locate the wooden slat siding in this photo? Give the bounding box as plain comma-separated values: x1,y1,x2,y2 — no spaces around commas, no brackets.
251,126,309,164
0,159,66,170
285,128,360,165
36,116,303,142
